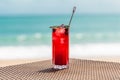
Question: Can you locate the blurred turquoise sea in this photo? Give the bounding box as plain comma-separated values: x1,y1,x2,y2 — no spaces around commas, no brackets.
1,14,120,46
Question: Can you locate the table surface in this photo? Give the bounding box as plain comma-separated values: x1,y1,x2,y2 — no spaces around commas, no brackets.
0,59,120,80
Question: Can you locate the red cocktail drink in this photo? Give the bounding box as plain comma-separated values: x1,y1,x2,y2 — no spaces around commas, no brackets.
51,25,69,69
50,6,76,69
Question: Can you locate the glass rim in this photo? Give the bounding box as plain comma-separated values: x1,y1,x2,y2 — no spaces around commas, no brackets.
50,25,70,29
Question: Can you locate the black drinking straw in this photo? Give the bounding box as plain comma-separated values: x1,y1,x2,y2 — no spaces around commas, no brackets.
68,6,76,27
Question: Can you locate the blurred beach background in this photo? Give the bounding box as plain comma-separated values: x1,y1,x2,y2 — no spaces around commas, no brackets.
0,0,120,66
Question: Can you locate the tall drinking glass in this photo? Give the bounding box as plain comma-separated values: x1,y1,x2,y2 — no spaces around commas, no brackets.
51,25,69,69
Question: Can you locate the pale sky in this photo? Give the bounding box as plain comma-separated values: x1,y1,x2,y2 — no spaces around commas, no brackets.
0,0,120,15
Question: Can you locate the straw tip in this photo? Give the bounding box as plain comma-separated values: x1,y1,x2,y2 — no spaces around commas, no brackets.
73,6,76,12
74,6,76,9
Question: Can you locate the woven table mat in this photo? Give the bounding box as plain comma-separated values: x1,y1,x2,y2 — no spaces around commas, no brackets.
0,59,120,80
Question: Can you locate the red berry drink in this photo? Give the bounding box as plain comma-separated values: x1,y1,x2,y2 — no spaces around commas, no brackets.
50,6,76,69
51,25,69,69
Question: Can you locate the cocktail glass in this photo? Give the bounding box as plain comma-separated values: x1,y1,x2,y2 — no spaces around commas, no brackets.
51,25,69,69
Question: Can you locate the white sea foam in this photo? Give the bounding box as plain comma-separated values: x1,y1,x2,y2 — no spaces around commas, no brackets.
70,43,120,59
75,33,83,39
0,43,120,60
17,35,27,42
0,46,51,59
34,33,42,39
